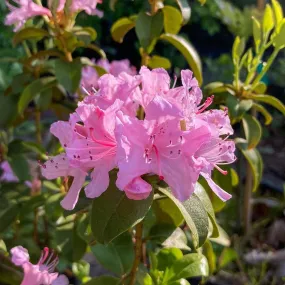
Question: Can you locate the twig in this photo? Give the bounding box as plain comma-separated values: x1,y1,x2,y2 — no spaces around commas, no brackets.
129,222,143,285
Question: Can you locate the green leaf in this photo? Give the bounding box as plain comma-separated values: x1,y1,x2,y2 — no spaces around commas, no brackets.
226,96,253,123
236,139,263,192
164,253,209,282
162,228,191,251
252,17,261,52
245,94,285,115
232,36,245,65
194,184,219,238
168,279,190,285
136,268,154,285
135,11,164,51
262,4,274,35
157,248,183,271
91,173,153,244
73,224,87,262
18,77,57,114
210,224,230,246
175,0,191,24
218,248,238,269
0,93,19,127
153,197,184,227
13,27,49,46
273,20,285,49
203,241,216,274
272,0,283,26
148,55,171,69
0,203,19,233
72,260,90,282
160,34,202,85
8,154,30,181
111,17,136,43
242,114,262,149
54,58,82,94
163,6,183,34
252,81,267,94
204,82,234,96
91,232,134,276
73,27,97,44
35,88,53,111
83,276,120,285
253,103,272,125
157,187,209,248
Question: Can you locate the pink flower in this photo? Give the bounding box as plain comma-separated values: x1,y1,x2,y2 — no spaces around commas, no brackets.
0,161,19,182
5,0,51,31
81,59,136,92
10,246,68,285
115,97,211,201
41,100,123,210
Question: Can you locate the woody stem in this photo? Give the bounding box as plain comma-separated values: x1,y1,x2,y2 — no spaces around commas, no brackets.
129,222,143,285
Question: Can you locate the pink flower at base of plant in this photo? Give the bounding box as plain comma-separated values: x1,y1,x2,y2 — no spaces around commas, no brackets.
5,0,52,31
10,246,68,285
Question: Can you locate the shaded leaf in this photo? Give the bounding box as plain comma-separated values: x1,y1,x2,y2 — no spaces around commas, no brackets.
176,0,191,24
162,227,191,251
218,248,238,269
83,276,120,285
0,203,19,233
91,173,153,243
8,154,30,181
203,241,216,274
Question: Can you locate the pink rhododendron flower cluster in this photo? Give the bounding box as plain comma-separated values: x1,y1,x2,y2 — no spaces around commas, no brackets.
81,58,136,92
10,246,68,285
41,67,236,210
5,0,102,31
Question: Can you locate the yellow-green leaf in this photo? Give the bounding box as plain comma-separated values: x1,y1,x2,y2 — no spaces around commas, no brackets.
175,0,191,24
13,27,49,46
111,17,136,43
252,17,261,51
263,4,275,35
163,6,183,34
272,0,283,26
148,55,171,69
160,33,202,85
253,103,272,125
273,20,285,49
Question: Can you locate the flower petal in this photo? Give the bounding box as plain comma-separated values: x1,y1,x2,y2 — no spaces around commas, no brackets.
124,177,152,200
10,246,30,266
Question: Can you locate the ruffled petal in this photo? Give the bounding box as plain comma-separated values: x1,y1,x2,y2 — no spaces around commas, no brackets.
124,177,152,200
10,246,30,266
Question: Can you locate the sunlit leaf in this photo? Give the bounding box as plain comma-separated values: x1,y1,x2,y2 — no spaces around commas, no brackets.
111,17,136,43
163,6,183,34
242,114,262,149
252,103,272,125
175,0,191,24
160,34,202,85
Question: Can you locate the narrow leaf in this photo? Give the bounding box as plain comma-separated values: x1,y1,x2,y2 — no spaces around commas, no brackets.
160,34,202,85
242,114,262,149
253,103,272,125
13,27,49,46
111,17,136,43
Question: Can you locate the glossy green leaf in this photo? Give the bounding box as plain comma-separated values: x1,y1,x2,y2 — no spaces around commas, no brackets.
252,17,261,51
157,248,183,271
160,34,202,85
236,139,263,192
54,58,82,94
164,253,209,282
245,94,285,115
194,184,219,238
272,0,283,26
135,11,164,51
148,55,171,69
203,241,216,274
83,276,120,285
253,103,272,125
13,27,49,46
252,81,267,94
175,0,191,24
91,232,134,276
163,6,183,34
157,187,209,248
73,27,97,42
218,248,238,269
8,154,30,181
136,268,153,285
0,93,19,127
18,77,56,114
242,114,262,149
226,96,253,123
262,5,274,35
162,228,191,251
111,17,136,43
91,173,153,243
273,20,285,49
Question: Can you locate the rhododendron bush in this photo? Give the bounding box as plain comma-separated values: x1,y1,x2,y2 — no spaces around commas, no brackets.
1,0,285,284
